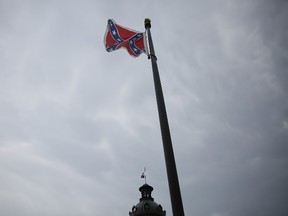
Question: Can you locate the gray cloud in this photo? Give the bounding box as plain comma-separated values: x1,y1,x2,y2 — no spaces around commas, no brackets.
0,0,288,216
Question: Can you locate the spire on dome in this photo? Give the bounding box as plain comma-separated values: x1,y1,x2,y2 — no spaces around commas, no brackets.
129,183,166,216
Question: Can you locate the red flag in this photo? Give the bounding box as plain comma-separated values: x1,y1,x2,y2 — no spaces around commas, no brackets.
104,19,147,57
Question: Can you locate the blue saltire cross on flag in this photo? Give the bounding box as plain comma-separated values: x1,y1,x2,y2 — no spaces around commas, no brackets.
104,19,147,57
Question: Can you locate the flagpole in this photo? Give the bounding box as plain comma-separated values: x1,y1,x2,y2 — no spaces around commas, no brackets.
144,18,185,216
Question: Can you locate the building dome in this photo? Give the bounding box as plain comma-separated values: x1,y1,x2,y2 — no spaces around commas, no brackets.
129,184,166,216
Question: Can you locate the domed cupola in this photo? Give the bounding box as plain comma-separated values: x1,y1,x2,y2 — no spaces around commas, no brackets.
129,184,166,216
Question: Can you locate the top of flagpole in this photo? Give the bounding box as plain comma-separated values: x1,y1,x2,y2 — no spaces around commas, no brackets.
144,18,156,60
144,18,151,29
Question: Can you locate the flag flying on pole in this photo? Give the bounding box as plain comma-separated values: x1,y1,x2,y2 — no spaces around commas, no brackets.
104,19,147,57
141,167,146,179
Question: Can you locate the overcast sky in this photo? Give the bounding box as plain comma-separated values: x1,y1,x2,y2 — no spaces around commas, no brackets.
1,0,288,216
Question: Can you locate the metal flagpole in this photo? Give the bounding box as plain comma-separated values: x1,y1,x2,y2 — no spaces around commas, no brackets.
144,18,185,216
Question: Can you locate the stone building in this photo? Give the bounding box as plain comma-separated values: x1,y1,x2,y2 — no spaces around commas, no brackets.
129,184,166,216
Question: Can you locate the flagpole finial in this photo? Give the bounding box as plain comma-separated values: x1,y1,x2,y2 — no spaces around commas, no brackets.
144,18,151,29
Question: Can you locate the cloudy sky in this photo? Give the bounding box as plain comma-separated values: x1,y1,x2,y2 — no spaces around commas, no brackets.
1,0,288,216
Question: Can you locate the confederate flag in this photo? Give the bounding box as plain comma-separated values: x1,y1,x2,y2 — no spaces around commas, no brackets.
104,19,147,57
